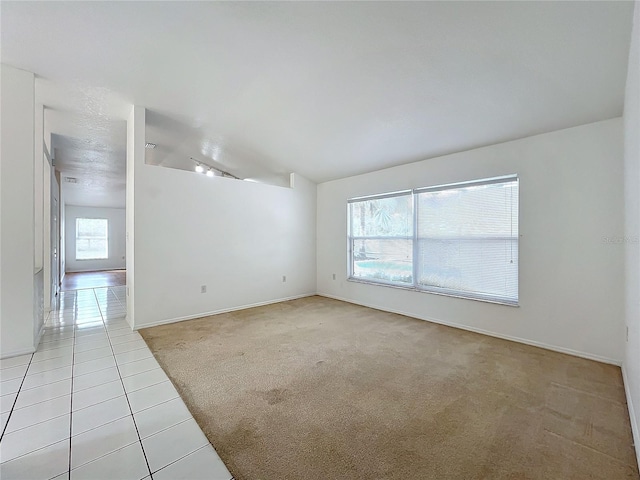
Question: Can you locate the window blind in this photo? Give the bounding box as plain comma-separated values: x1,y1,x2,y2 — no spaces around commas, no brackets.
415,177,518,304
346,175,519,305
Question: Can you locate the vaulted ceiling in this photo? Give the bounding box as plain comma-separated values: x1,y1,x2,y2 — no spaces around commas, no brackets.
1,1,635,205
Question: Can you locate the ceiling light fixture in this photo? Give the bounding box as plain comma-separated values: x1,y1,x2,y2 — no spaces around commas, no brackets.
190,157,241,180
145,142,156,149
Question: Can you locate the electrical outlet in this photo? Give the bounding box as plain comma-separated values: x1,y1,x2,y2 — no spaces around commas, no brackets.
201,285,207,293
332,273,336,280
282,275,286,282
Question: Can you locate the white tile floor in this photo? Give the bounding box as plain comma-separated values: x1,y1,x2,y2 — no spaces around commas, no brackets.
0,286,233,480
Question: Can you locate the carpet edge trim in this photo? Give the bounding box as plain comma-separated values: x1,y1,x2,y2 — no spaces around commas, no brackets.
318,293,622,366
622,364,640,472
133,293,317,330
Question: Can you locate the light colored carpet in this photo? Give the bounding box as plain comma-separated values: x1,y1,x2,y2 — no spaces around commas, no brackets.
140,296,638,480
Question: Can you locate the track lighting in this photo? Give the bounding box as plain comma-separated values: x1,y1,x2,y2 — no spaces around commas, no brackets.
189,157,241,180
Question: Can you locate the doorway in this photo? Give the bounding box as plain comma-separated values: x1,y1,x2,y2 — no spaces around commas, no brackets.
51,193,59,304
61,269,126,291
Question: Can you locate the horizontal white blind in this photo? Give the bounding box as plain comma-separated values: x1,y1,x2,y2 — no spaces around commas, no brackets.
416,178,518,304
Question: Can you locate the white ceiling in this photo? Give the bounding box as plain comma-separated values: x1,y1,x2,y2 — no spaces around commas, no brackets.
1,1,635,204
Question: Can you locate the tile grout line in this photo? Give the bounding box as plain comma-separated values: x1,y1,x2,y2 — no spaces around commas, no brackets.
1,312,70,469
0,353,35,443
15,284,228,478
121,378,172,397
32,347,74,360
2,287,156,477
148,442,211,477
0,314,63,466
99,288,154,479
62,288,138,473
67,290,83,479
68,416,191,474
26,359,77,376
3,409,72,437
0,308,45,443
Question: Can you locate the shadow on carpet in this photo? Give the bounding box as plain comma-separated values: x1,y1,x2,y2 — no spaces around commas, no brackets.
140,296,638,480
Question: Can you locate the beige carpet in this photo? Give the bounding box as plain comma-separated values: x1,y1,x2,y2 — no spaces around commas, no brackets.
140,296,638,480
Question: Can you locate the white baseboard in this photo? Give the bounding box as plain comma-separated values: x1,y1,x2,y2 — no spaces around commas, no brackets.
622,364,640,471
1,322,46,360
34,321,46,351
128,288,622,365
133,293,317,330
318,292,622,366
0,346,36,360
65,267,126,273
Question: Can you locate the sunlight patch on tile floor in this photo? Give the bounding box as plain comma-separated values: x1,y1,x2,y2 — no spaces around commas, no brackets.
0,286,232,480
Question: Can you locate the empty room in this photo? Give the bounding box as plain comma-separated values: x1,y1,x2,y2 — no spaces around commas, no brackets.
1,1,639,479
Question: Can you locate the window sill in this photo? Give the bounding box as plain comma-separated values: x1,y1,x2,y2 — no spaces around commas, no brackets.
347,277,519,308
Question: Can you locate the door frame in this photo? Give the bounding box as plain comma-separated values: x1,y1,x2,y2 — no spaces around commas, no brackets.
43,149,60,311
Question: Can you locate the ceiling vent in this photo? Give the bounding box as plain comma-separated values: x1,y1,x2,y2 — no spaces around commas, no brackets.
64,177,78,184
145,142,157,149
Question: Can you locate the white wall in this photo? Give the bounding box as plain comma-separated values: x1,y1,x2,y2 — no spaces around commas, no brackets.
0,64,37,358
65,205,126,272
317,118,625,364
33,100,45,339
129,124,317,329
34,103,44,272
33,269,44,342
125,105,143,328
133,170,317,328
623,0,640,466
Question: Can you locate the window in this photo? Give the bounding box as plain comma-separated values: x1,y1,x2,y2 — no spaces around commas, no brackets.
415,177,519,304
348,176,519,305
348,192,413,286
76,218,108,260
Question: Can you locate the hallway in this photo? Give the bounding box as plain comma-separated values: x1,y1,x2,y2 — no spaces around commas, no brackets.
61,270,126,291
0,286,231,479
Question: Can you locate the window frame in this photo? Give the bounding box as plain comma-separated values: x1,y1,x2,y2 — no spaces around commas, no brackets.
347,175,519,306
75,217,109,261
347,190,414,288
